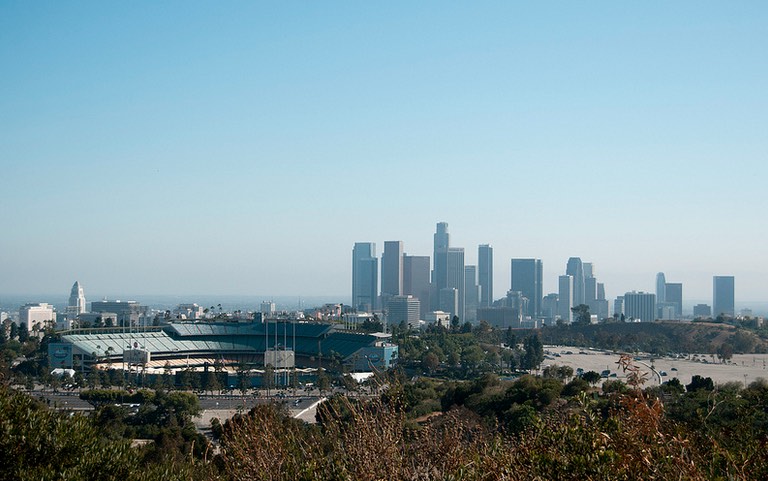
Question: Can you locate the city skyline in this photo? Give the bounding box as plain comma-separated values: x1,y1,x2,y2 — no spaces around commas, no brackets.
2,3,767,301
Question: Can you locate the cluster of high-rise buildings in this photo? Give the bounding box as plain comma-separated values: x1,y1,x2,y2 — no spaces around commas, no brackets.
353,222,496,328
352,222,739,328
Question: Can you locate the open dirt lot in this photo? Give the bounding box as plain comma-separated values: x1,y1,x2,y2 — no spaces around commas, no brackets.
544,346,768,387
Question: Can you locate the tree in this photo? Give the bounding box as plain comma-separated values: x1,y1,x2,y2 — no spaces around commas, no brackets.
203,369,221,393
717,343,734,363
461,345,485,372
501,349,517,371
521,334,544,371
686,375,714,392
316,369,331,394
360,318,384,333
262,364,276,393
562,377,590,396
571,304,591,325
543,365,574,381
450,316,460,332
18,324,29,343
505,328,518,348
179,369,193,391
581,370,602,386
236,362,250,396
422,351,439,374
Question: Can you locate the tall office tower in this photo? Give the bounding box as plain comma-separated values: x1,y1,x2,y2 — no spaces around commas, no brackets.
381,241,404,304
67,281,86,316
558,275,574,323
656,273,667,303
432,222,449,310
439,288,459,319
403,255,431,318
386,295,421,327
444,248,466,320
566,257,585,305
623,292,657,322
352,242,378,312
464,265,480,323
434,222,450,253
594,282,609,320
593,299,610,320
584,276,597,307
665,283,683,319
432,223,465,319
583,262,594,279
614,296,624,316
510,258,543,318
713,276,735,317
541,293,559,324
478,244,493,307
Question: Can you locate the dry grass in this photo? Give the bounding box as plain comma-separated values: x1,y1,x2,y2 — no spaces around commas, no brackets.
217,369,767,481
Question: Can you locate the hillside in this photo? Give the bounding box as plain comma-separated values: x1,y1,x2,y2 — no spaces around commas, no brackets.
538,321,766,355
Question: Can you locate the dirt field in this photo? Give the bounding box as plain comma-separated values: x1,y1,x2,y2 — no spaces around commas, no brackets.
544,346,768,387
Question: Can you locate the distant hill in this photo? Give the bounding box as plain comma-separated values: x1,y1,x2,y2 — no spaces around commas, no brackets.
538,321,766,355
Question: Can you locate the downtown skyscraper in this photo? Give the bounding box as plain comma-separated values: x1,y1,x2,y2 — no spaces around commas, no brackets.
432,222,465,320
403,255,431,318
352,242,378,312
381,241,404,301
713,276,735,317
566,257,585,306
558,275,574,323
510,258,542,318
478,244,493,307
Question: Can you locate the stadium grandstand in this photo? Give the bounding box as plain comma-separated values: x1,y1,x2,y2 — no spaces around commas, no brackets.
48,320,398,383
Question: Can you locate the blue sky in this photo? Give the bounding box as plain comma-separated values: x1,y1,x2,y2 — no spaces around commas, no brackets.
1,2,767,304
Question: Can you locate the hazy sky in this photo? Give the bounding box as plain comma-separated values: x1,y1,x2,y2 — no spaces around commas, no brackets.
1,2,767,304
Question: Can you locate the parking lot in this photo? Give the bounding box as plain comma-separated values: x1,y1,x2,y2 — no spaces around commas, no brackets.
543,346,768,387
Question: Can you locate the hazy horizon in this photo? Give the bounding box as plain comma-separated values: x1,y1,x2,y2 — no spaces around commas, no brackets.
3,292,768,318
2,3,766,304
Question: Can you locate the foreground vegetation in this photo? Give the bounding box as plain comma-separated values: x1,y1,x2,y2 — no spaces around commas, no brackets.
4,353,768,480
3,318,768,479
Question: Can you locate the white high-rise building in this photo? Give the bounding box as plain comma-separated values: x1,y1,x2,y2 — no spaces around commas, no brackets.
558,275,574,323
19,303,56,331
624,292,657,322
260,301,276,315
386,295,421,327
67,281,87,317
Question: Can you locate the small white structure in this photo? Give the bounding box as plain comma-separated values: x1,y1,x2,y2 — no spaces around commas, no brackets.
264,348,295,369
425,311,451,328
124,348,151,365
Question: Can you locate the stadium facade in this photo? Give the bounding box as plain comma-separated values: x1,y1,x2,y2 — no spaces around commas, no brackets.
49,320,398,381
